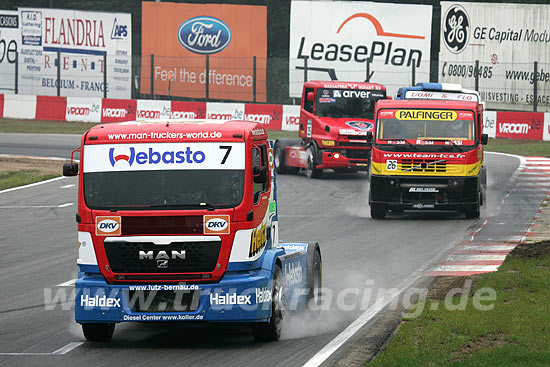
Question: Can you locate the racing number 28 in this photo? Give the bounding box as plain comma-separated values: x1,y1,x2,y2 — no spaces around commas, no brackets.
220,145,232,164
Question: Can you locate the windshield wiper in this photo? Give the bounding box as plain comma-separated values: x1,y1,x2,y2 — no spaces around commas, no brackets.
148,202,217,211
376,138,419,151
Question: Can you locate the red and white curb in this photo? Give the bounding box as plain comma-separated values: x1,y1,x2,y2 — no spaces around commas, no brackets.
428,155,550,277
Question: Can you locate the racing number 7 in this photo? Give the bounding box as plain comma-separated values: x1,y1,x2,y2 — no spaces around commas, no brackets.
220,145,232,164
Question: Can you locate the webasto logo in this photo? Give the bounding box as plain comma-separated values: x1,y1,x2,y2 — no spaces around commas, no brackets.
108,147,206,167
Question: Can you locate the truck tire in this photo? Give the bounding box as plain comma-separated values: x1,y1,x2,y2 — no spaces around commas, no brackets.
305,145,322,179
465,190,481,219
252,265,285,342
370,204,386,219
305,245,322,316
274,139,299,174
82,323,115,342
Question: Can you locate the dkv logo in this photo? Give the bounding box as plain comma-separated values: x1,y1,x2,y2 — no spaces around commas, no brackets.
96,216,121,236
204,215,230,234
177,16,231,54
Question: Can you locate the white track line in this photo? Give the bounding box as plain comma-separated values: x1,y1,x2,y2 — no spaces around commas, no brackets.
0,342,84,356
60,184,75,189
431,265,500,272
0,176,67,195
0,203,73,209
57,279,77,287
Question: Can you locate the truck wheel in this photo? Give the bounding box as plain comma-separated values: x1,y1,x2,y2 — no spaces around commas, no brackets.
274,139,299,174
370,205,386,219
306,249,322,315
305,146,322,179
82,323,115,342
465,191,481,219
252,265,285,342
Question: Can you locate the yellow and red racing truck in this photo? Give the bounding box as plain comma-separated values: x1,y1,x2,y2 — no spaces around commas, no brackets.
368,99,488,219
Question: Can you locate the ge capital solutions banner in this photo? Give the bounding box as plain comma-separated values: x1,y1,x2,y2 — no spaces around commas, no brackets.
289,1,432,98
141,2,267,102
440,2,550,112
18,8,132,98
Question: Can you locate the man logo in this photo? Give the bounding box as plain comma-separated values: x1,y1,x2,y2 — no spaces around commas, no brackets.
204,215,230,234
96,216,121,236
443,4,470,54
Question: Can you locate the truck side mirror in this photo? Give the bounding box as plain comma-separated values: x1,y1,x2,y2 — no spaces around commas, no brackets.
253,166,268,184
480,133,488,145
307,91,314,102
366,131,373,143
63,162,79,176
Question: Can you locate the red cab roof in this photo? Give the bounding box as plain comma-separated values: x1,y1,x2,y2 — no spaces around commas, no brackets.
304,80,386,91
376,99,480,110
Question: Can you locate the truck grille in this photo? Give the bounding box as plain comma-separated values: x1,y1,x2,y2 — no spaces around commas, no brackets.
399,159,447,173
104,240,221,273
346,149,370,160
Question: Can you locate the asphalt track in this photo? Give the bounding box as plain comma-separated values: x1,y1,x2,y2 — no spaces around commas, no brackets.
0,133,545,367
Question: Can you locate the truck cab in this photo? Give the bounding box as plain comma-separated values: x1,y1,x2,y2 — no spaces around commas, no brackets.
275,81,387,178
369,99,488,219
64,120,321,342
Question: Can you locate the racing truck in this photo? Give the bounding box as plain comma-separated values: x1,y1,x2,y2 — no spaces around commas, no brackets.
63,120,322,342
275,81,387,178
368,98,488,219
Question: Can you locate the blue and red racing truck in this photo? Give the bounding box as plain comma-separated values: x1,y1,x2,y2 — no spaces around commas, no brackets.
275,81,387,178
63,120,322,342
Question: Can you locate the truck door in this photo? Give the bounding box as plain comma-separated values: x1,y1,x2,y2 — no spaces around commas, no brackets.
300,87,315,138
251,142,270,226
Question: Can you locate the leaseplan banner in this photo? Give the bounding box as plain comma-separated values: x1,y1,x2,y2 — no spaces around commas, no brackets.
18,8,132,98
289,1,432,98
440,2,550,112
141,2,267,102
0,11,18,93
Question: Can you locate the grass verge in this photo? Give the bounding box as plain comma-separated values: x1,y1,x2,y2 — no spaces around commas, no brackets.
367,241,550,367
0,157,64,190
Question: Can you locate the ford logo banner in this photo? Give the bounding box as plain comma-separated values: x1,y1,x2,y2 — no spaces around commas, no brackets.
177,16,232,54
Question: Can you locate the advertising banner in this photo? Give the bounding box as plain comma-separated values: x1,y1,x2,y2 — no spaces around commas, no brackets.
495,111,544,140
289,1,432,98
66,97,101,122
206,102,244,121
440,2,550,111
141,2,267,102
483,110,496,138
18,8,132,98
170,101,206,119
101,98,136,122
244,104,282,130
0,11,18,93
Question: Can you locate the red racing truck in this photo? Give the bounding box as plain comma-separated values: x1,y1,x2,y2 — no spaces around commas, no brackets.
63,120,322,342
368,99,488,219
275,81,387,178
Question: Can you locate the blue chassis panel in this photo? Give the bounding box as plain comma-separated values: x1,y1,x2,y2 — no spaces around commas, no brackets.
76,244,310,324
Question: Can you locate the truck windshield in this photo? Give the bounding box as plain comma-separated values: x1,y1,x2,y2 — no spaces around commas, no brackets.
82,142,246,210
376,109,475,145
84,170,244,210
315,88,386,119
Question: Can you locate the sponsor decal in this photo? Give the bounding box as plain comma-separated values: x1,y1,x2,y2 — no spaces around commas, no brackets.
339,128,367,136
249,223,267,257
409,187,439,193
386,160,397,170
96,216,121,236
321,139,336,147
210,292,251,305
255,287,272,304
269,201,276,214
396,110,457,121
80,294,121,308
342,90,371,99
333,90,342,97
103,108,128,118
412,203,435,209
442,4,470,54
108,146,206,167
204,215,230,235
319,97,336,103
284,261,303,287
281,243,308,252
251,128,266,136
138,249,186,268
346,121,374,132
177,16,232,54
268,147,274,170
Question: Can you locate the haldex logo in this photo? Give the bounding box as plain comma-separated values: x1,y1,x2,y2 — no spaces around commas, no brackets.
177,16,231,54
443,4,470,54
80,294,121,308
108,147,206,167
346,121,374,131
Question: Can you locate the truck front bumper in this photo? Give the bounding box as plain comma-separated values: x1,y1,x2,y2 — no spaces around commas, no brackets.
317,150,370,170
369,175,480,211
75,268,274,324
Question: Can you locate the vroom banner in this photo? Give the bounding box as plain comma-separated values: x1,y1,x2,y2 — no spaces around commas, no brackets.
0,11,18,94
289,1,432,98
141,2,267,102
440,2,550,112
18,8,132,98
